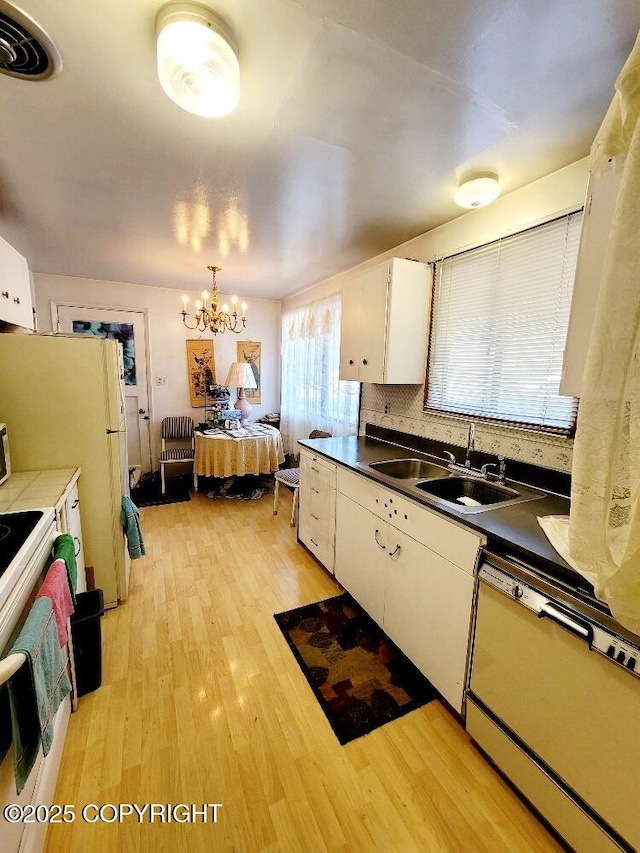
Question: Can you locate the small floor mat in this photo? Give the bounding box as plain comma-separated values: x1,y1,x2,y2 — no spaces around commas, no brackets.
274,592,437,744
131,473,191,508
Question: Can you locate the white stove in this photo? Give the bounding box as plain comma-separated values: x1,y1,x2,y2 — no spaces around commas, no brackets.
0,508,56,616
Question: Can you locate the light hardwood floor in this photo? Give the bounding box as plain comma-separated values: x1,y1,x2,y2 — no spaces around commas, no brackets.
46,488,562,852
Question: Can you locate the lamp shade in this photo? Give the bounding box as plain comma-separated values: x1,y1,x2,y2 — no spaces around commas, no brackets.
454,175,500,209
225,361,257,389
156,2,240,118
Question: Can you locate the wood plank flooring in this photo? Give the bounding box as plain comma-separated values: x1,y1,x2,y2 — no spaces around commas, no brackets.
45,488,562,852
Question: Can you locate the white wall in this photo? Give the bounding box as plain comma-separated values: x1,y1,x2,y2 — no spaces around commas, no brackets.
283,157,591,472
33,273,281,465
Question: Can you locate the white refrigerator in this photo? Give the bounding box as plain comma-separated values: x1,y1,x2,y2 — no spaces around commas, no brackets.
0,333,131,607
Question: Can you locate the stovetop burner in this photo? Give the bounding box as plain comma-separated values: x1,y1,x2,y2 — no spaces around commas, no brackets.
0,510,44,575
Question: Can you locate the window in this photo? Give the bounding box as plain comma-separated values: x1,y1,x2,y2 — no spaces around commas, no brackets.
281,293,360,455
424,211,582,435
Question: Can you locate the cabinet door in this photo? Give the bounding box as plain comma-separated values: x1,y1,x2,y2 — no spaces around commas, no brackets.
0,235,34,329
339,281,362,381
335,493,387,626
384,529,475,713
65,485,86,594
358,264,389,383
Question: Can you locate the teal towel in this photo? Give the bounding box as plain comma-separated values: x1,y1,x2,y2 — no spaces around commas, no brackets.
8,597,72,794
120,495,145,559
54,534,77,605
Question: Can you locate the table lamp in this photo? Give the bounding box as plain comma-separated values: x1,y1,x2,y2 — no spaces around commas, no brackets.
225,362,257,426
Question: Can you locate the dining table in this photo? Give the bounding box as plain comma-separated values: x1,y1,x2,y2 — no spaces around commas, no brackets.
194,424,285,487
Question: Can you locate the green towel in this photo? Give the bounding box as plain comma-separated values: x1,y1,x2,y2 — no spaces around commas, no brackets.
8,597,72,794
54,534,77,604
120,495,145,559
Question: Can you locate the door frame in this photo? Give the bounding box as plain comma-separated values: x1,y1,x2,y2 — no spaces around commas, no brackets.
50,300,154,472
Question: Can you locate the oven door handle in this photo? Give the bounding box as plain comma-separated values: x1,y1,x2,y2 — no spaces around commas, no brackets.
538,602,593,647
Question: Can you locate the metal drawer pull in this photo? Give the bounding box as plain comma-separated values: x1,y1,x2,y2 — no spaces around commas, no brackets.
311,487,319,494
311,513,319,520
310,538,319,547
72,499,80,509
538,602,593,646
74,536,81,557
374,529,386,550
311,466,320,473
388,545,401,557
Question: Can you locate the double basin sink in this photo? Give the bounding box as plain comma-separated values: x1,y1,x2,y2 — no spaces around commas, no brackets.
366,458,545,514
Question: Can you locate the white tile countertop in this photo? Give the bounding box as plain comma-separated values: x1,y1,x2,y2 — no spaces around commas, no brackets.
0,469,80,512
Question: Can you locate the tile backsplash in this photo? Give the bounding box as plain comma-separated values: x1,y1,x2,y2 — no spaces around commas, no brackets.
360,384,573,473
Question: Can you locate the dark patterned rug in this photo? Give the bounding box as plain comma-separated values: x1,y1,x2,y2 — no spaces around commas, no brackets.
131,473,191,508
274,592,437,744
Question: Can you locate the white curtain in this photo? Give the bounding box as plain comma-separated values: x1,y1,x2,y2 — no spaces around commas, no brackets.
280,293,360,456
539,33,640,633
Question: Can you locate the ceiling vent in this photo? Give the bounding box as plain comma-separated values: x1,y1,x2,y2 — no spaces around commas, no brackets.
0,1,61,80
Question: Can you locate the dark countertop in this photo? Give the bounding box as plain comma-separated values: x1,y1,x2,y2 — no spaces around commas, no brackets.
298,434,581,586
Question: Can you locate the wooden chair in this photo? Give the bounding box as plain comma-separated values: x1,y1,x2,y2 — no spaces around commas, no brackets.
273,430,332,526
159,416,196,495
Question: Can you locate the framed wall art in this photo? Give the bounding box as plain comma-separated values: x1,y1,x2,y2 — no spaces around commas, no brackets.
186,339,216,407
237,340,261,404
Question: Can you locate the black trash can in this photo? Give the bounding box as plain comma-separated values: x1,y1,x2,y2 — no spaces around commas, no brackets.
70,589,105,697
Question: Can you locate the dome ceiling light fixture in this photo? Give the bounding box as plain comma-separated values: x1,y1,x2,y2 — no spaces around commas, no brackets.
454,174,501,209
155,1,240,118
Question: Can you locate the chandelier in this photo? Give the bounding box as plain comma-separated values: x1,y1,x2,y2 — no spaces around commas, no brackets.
181,265,247,335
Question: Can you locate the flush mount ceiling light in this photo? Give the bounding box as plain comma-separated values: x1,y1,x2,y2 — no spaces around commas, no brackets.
454,174,501,209
155,2,239,118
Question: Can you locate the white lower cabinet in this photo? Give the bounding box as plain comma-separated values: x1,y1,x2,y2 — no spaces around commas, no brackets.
335,468,483,712
299,448,337,573
334,494,388,624
57,482,87,593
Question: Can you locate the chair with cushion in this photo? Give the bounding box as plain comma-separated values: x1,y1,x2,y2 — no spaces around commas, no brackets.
273,430,332,526
159,416,196,495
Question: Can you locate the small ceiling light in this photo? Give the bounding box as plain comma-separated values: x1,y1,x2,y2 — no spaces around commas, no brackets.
155,2,240,118
454,174,501,209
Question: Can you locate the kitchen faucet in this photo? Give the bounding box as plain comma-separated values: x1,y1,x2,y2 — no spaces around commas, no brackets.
465,422,476,468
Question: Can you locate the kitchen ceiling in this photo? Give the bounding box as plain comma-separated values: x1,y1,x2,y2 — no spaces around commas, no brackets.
0,0,638,300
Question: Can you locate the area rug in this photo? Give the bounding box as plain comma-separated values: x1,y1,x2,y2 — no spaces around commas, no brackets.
130,473,191,508
274,593,437,744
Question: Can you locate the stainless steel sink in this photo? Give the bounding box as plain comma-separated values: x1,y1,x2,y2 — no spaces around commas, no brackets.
369,458,447,480
415,475,545,513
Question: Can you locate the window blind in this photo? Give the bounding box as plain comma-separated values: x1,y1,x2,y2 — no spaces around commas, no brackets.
425,211,582,434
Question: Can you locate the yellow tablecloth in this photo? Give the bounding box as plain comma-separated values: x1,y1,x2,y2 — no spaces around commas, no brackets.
194,426,284,479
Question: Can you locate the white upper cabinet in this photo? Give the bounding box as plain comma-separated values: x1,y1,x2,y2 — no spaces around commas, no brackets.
339,257,430,384
0,235,34,329
560,167,621,397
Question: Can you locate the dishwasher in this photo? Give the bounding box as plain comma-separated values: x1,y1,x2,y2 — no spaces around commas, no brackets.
467,550,640,853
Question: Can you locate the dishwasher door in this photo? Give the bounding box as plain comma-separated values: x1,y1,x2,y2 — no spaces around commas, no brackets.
469,579,640,852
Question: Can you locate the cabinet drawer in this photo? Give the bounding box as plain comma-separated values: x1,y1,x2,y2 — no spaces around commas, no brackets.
299,521,335,573
337,467,483,573
300,448,336,487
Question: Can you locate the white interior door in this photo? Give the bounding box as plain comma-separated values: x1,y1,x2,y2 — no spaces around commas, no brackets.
55,305,152,472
